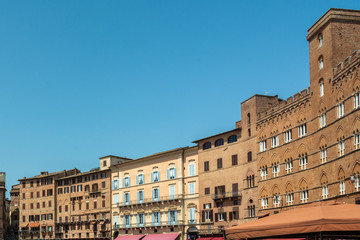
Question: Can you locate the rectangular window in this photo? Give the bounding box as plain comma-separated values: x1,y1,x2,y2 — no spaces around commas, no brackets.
153,212,160,226
169,210,177,224
260,167,267,180
271,135,279,148
273,195,281,207
189,182,195,195
153,188,159,201
354,132,360,149
322,185,328,199
261,198,268,209
259,140,267,152
169,185,175,199
355,175,360,192
169,168,176,179
272,163,280,177
124,214,131,227
298,124,307,138
337,102,345,118
113,194,118,204
188,164,195,176
299,154,308,170
138,213,145,226
204,187,210,195
285,159,293,173
77,185,82,192
138,174,144,185
300,190,309,203
355,92,360,109
204,161,209,172
124,177,130,187
138,190,144,203
284,129,292,143
320,148,327,163
217,158,223,169
231,155,238,166
189,208,196,224
340,180,345,195
319,113,326,128
338,140,345,156
247,151,252,162
124,192,130,205
286,193,294,205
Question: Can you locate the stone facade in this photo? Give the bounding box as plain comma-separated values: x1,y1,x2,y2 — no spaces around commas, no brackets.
9,184,20,240
110,147,198,240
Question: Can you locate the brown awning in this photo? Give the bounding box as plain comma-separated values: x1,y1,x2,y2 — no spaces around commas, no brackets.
27,222,40,228
226,201,360,240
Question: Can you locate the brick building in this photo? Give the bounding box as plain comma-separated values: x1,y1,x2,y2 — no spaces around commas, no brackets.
256,8,360,215
110,147,199,240
192,8,360,237
0,173,6,240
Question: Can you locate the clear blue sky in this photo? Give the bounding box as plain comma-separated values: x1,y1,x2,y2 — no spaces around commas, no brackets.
1,1,359,197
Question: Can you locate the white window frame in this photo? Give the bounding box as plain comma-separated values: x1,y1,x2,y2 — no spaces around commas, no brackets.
338,140,345,157
285,159,293,173
354,132,360,149
319,113,326,128
261,197,268,209
320,82,324,97
298,124,307,138
355,175,360,192
273,195,281,207
322,185,328,199
286,193,294,205
340,180,345,195
169,167,175,179
260,140,267,152
337,102,345,118
188,163,195,177
355,92,360,109
271,135,279,148
299,155,308,170
284,130,292,143
260,167,267,180
300,190,309,203
153,212,160,225
218,212,224,221
272,163,280,177
188,182,195,195
320,147,327,163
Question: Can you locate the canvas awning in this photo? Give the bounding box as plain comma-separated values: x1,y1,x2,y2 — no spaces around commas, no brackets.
142,233,180,240
114,235,145,240
225,202,360,240
27,222,40,228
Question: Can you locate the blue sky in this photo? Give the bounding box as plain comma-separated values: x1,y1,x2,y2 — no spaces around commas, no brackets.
1,1,359,196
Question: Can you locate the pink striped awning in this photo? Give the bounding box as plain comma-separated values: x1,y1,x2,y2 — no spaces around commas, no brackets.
142,233,180,240
115,235,145,240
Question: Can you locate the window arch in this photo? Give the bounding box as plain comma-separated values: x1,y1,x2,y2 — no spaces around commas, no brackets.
203,142,211,150
228,135,237,143
318,33,323,47
215,139,224,147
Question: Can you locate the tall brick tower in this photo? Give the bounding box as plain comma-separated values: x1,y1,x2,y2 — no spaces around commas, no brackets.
0,173,6,240
307,9,360,112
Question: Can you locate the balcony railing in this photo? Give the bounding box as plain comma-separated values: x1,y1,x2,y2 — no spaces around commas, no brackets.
211,191,242,200
113,220,184,229
116,194,183,207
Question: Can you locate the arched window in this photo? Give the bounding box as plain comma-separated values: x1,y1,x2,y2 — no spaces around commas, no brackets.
318,33,323,47
319,56,324,70
215,139,224,147
203,142,211,150
228,135,237,143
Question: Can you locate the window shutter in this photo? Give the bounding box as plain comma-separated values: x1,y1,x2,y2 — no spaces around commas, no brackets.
202,211,205,222
151,213,154,226
229,212,233,221
152,189,154,201
174,167,177,178
123,216,125,228
174,210,177,223
203,204,206,209
210,210,213,222
168,211,171,225
122,178,125,188
224,212,227,221
215,213,218,222
137,214,139,226
137,191,139,203
151,172,153,183
123,193,125,204
112,181,114,190
167,169,169,180
157,172,160,181
136,176,139,185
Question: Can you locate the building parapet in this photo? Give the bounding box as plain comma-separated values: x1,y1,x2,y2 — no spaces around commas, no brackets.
257,88,311,121
333,49,360,78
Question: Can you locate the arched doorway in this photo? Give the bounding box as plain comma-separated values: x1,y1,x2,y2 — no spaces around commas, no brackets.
187,227,198,240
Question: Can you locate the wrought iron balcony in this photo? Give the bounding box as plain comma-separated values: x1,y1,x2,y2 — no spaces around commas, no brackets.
116,194,183,207
211,191,242,200
113,220,184,229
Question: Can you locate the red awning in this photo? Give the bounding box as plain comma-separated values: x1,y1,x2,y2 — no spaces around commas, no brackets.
211,238,225,240
142,233,180,240
114,235,145,240
27,223,40,228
